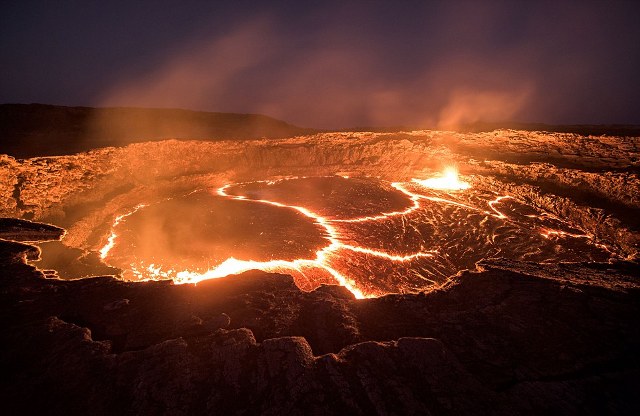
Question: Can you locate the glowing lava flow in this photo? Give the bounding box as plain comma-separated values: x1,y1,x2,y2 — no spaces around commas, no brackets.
412,166,470,191
111,177,456,299
162,173,484,294
99,170,509,298
98,168,611,298
181,183,440,297
99,204,147,260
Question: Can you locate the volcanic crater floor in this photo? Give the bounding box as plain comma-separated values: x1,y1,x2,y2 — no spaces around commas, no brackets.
39,174,618,298
1,129,639,414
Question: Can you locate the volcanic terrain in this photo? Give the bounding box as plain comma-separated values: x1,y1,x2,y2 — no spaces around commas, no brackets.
1,114,639,414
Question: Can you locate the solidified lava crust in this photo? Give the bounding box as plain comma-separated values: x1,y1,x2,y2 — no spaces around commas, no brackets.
1,129,640,414
1,130,638,291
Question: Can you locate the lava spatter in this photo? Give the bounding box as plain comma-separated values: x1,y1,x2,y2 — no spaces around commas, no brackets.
412,166,471,191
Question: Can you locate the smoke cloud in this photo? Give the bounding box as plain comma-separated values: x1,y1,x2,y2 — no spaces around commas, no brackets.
26,1,637,129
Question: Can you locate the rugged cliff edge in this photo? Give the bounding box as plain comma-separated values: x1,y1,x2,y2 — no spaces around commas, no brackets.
1,222,638,415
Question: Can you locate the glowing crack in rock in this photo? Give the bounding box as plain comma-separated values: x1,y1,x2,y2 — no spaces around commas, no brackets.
540,228,591,239
488,195,512,219
332,182,421,223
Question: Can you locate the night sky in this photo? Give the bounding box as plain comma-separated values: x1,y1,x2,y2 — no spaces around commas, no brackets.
1,0,639,129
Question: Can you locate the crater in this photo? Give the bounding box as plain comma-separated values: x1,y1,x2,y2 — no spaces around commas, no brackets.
102,191,329,280
5,132,635,298
84,174,617,297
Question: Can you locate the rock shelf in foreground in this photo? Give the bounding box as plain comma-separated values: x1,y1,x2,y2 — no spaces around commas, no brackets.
0,222,638,415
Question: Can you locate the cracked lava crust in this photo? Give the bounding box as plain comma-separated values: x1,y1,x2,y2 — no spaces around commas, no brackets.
1,129,639,414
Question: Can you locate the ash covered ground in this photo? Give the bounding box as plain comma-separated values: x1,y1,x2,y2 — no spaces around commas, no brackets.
1,129,639,414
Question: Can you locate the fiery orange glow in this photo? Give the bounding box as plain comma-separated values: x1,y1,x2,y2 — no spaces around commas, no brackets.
97,172,609,298
540,228,590,239
97,177,455,298
99,203,147,259
412,166,471,191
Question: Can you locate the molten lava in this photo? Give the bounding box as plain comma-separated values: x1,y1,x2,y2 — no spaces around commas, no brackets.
412,166,471,191
96,167,613,298
99,203,147,259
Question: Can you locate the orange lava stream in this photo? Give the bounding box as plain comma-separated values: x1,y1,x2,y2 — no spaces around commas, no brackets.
97,172,510,298
99,170,601,298
99,203,147,260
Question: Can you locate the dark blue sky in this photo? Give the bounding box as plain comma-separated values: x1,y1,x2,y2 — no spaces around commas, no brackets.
1,0,639,128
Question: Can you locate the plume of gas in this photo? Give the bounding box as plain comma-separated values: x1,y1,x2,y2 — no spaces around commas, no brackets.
91,14,539,131
436,87,531,130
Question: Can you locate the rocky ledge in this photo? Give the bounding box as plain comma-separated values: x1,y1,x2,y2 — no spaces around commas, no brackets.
0,218,64,242
0,222,639,415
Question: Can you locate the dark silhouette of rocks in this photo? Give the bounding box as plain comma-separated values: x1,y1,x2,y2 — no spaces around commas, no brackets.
0,222,638,414
0,104,317,158
0,217,64,241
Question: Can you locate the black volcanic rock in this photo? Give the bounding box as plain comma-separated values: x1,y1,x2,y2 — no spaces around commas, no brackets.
0,104,317,158
0,238,40,262
0,217,64,241
0,229,638,414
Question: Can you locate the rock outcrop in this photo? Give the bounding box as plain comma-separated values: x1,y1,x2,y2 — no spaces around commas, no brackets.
0,218,64,241
0,222,638,414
